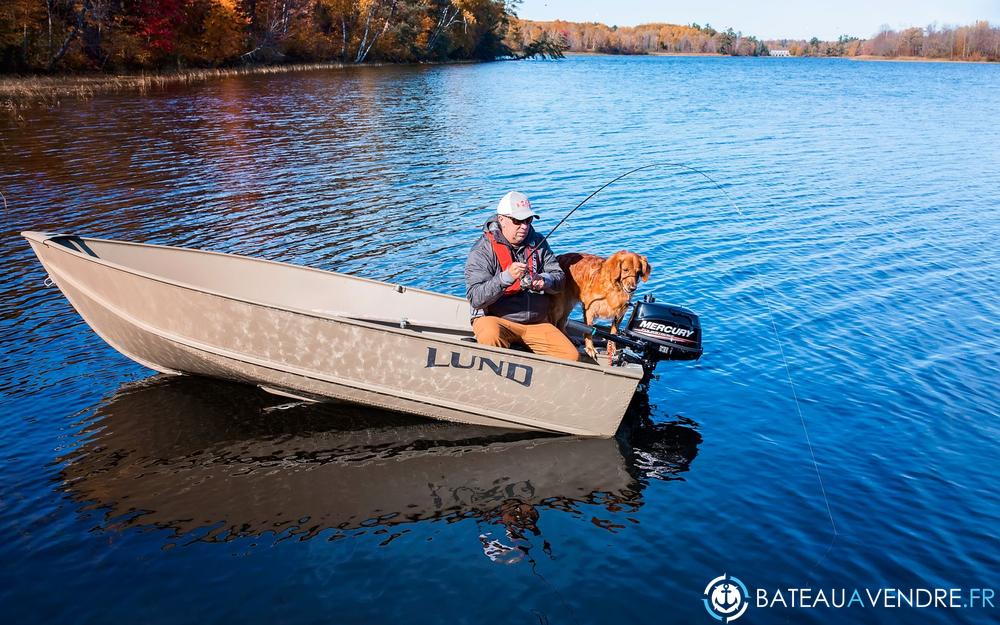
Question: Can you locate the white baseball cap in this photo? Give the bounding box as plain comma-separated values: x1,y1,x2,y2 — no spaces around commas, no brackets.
496,191,539,220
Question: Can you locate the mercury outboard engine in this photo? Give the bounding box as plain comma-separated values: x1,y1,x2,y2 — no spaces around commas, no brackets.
588,294,702,387
624,295,702,361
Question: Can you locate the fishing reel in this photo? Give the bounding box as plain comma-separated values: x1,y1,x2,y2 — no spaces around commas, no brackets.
519,270,545,294
589,295,702,385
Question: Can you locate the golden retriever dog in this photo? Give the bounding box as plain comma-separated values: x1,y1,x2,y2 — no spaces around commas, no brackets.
550,251,652,359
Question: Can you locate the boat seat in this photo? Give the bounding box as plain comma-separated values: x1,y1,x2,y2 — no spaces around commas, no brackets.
52,235,99,257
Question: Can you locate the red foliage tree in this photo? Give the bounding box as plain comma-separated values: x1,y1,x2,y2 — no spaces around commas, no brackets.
139,0,188,54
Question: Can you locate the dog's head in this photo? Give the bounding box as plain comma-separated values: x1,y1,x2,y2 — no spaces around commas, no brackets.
492,498,540,538
604,251,651,295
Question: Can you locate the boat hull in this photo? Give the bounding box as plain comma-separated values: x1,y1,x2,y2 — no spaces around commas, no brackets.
23,232,642,436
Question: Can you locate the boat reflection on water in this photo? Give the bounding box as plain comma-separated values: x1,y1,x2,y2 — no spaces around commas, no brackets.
59,377,701,548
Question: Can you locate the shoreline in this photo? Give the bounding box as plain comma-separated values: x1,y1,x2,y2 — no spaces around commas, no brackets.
4,51,996,117
565,51,724,57
3,62,343,98
847,55,997,64
1,60,476,118
565,50,997,63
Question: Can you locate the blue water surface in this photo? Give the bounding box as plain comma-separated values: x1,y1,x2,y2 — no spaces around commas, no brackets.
1,55,999,624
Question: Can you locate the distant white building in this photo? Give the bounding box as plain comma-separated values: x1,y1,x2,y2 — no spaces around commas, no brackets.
770,49,791,57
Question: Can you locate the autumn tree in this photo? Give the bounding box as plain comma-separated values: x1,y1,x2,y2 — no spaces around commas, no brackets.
768,21,999,61
177,0,246,65
512,20,770,56
12,4,996,73
0,0,48,70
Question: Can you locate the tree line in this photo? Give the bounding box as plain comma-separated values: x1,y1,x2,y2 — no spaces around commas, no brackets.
767,21,1000,61
5,4,994,74
514,20,769,56
0,0,528,73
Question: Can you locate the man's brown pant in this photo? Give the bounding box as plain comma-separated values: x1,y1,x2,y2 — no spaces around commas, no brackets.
472,316,580,362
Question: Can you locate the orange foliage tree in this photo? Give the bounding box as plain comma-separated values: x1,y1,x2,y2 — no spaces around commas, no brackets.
766,21,1000,61
514,20,769,56
0,0,521,72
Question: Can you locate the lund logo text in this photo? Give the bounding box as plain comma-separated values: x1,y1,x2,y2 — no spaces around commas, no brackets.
425,347,533,387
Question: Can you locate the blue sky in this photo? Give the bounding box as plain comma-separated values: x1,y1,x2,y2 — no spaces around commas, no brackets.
514,1,1000,40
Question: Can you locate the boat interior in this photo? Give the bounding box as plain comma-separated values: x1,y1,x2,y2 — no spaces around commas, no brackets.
43,234,612,361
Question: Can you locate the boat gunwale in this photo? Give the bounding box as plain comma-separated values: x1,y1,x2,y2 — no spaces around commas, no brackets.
41,257,608,436
21,231,643,380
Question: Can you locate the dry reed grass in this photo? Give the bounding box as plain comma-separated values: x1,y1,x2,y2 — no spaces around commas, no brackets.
0,61,372,120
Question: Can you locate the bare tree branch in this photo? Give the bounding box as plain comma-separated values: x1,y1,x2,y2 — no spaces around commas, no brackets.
48,0,91,71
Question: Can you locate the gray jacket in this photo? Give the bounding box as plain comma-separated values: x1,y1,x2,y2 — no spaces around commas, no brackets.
465,217,565,324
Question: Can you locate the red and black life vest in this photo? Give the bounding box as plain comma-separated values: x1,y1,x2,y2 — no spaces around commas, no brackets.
484,231,535,295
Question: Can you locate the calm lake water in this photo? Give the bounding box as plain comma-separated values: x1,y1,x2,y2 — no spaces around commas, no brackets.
2,55,999,624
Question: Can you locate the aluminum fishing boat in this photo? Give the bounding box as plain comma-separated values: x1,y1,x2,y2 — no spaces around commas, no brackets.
24,231,694,436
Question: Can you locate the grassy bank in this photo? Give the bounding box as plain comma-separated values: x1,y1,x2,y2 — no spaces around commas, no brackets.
1,61,408,120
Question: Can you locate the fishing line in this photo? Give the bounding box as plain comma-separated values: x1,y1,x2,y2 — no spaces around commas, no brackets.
550,162,839,546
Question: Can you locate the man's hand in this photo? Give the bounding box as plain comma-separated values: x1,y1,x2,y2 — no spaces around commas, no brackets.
507,262,527,281
530,278,545,291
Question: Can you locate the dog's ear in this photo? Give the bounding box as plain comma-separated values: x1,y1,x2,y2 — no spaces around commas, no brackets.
639,255,651,282
601,251,626,284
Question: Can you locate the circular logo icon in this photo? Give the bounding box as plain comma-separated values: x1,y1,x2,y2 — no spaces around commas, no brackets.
703,574,749,622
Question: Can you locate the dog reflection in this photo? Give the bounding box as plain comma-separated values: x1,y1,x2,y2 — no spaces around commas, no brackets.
478,498,542,564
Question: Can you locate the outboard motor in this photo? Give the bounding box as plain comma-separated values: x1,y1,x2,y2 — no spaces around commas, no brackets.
624,295,702,362
588,294,702,387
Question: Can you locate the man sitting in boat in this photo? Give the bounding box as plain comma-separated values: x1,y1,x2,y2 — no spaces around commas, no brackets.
465,191,580,361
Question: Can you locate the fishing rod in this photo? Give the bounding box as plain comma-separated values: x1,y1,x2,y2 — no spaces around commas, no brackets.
523,163,838,551
520,161,732,291
535,161,731,250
